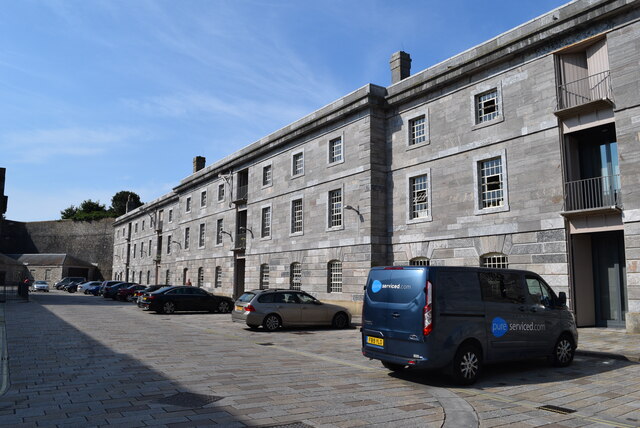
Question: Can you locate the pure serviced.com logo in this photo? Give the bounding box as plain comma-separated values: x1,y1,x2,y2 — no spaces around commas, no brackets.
491,317,509,337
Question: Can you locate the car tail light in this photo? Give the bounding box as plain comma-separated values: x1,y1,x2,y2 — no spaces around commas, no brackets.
423,280,433,336
245,304,255,312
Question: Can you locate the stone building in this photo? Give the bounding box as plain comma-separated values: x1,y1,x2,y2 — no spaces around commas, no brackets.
113,0,640,329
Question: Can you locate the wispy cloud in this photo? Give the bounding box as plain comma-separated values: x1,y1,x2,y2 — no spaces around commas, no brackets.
1,127,142,163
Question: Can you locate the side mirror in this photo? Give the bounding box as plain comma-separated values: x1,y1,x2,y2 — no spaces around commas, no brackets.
313,300,322,305
557,292,567,307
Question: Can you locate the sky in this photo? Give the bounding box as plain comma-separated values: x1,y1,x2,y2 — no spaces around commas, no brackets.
1,0,570,222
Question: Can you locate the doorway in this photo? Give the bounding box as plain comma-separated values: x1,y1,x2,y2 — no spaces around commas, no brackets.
234,258,245,299
572,230,627,327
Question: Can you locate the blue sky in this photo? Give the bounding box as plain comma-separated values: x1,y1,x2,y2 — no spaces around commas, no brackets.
1,0,569,222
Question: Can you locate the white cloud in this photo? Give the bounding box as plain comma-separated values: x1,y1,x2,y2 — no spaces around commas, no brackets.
1,127,142,163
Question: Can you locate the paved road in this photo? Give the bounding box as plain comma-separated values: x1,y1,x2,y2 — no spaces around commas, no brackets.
0,291,639,427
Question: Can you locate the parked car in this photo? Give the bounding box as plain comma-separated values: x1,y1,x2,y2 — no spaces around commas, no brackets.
103,282,135,299
55,277,86,290
86,283,102,296
31,280,50,292
116,284,147,302
231,289,351,331
136,285,165,307
64,280,85,293
99,280,124,296
361,266,578,385
78,281,102,294
140,286,233,314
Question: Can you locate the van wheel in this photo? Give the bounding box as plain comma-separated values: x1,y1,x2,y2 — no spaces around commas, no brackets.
382,361,404,372
451,344,482,385
550,334,575,367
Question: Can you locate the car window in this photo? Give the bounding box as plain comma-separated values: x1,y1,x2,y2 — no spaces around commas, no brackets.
297,293,317,304
257,293,274,303
238,292,256,303
193,289,208,296
479,272,525,304
526,276,554,307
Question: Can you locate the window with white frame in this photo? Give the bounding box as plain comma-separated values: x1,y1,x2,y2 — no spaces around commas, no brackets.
186,197,191,212
328,260,342,293
133,243,136,258
167,235,172,254
217,183,224,202
168,209,173,223
329,137,343,164
214,266,222,288
184,227,190,250
216,219,223,245
262,165,272,186
198,223,205,248
409,115,427,145
146,271,151,284
197,267,204,287
290,263,302,290
261,206,271,238
476,89,499,124
410,174,430,220
142,220,145,230
260,264,270,289
140,242,144,257
481,253,509,268
328,189,342,228
200,190,207,207
135,223,138,233
291,199,303,234
148,240,152,257
292,152,304,176
410,257,430,266
480,157,504,209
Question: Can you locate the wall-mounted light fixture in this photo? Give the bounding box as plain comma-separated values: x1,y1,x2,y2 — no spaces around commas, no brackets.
219,230,234,242
239,226,254,239
345,205,364,223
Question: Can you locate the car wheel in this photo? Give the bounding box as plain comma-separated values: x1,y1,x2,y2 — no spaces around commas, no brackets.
451,343,482,385
217,300,231,313
263,314,281,331
332,312,349,329
162,301,176,314
382,361,405,372
550,334,575,367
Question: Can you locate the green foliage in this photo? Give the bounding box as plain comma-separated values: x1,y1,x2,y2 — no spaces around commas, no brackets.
60,191,144,221
111,191,142,217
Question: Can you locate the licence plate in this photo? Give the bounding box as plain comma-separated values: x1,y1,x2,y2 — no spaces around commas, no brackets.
366,336,384,347
235,305,244,312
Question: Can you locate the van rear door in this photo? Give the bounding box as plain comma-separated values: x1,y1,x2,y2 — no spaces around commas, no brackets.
362,267,427,359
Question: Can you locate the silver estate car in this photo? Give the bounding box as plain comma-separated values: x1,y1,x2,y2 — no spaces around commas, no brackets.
232,289,351,331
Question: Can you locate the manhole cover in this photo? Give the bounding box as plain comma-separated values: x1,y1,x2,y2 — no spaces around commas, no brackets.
537,404,576,415
157,392,223,408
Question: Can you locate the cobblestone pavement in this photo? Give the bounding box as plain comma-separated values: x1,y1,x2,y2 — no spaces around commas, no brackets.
0,291,638,428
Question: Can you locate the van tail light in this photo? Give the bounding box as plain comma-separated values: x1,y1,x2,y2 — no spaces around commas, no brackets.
245,304,256,312
423,281,433,336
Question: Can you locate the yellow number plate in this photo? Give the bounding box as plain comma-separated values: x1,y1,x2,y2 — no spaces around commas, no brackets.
367,336,384,347
235,305,244,312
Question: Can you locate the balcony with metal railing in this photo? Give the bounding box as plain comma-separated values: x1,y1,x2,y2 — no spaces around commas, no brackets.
233,231,246,251
233,185,248,204
556,70,613,117
563,174,622,214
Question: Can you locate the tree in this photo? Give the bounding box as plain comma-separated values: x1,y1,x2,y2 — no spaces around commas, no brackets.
110,191,142,217
60,205,77,219
79,199,106,213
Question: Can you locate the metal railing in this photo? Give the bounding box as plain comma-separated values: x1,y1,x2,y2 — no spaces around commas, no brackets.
564,174,621,212
234,231,246,251
557,70,612,111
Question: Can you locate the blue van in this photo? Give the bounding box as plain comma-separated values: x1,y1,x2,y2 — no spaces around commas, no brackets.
361,266,578,384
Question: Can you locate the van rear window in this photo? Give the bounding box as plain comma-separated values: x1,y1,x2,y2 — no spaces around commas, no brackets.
366,269,425,303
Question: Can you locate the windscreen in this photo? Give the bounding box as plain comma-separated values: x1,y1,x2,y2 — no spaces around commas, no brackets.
366,268,426,303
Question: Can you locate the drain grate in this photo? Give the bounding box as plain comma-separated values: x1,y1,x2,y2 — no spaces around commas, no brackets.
157,392,223,408
537,404,576,415
258,342,274,346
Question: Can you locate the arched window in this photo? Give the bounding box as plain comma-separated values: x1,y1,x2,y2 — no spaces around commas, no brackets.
260,264,270,289
328,260,342,293
481,253,508,268
409,257,430,266
197,267,204,287
214,266,222,288
290,263,301,290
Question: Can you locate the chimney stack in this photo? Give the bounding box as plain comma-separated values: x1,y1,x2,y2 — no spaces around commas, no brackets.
193,156,206,173
390,51,411,84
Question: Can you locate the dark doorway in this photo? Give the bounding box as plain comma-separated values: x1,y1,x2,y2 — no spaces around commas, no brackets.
234,258,245,299
592,231,627,327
